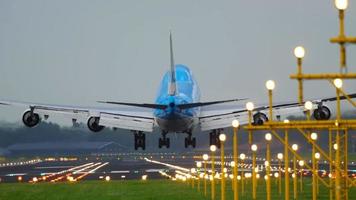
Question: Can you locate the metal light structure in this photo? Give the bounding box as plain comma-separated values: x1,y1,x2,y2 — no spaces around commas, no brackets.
299,160,305,192
265,80,275,121
246,102,254,144
191,168,196,188
251,144,258,200
219,133,227,200
334,0,349,72
283,119,290,200
232,119,240,200
210,145,217,200
311,132,318,200
294,46,305,104
240,153,246,195
197,161,202,192
203,154,209,196
265,133,272,200
277,153,283,195
292,144,298,200
315,153,321,195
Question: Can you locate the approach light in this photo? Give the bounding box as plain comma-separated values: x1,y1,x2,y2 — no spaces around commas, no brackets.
292,144,298,151
265,80,275,90
219,133,226,142
277,153,283,160
251,144,258,152
231,161,235,167
196,161,202,168
274,172,279,178
333,78,343,89
315,152,321,160
265,133,272,141
105,176,111,181
335,0,348,10
299,160,305,167
240,153,246,160
294,46,305,58
333,144,338,150
210,145,217,152
283,119,290,123
232,119,240,128
246,102,254,111
304,101,313,110
203,154,209,161
311,132,318,141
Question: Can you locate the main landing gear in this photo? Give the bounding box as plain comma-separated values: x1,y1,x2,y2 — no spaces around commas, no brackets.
184,132,196,148
209,129,222,148
134,131,146,150
159,131,170,148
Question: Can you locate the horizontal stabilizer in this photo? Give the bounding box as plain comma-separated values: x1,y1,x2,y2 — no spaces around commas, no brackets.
98,101,167,110
177,98,247,110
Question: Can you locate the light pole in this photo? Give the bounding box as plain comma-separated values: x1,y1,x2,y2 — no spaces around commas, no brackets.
334,0,348,72
191,168,196,188
277,153,283,196
292,144,298,200
298,160,305,192
240,153,246,195
265,133,272,200
315,152,321,196
203,154,209,197
294,46,305,104
251,144,258,200
210,145,217,200
219,133,227,200
246,102,254,144
232,119,240,200
265,80,275,121
283,119,290,200
197,161,202,192
310,132,318,200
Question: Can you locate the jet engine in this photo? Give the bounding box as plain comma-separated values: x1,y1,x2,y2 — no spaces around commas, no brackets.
253,112,268,125
313,105,331,120
87,117,104,132
22,110,40,127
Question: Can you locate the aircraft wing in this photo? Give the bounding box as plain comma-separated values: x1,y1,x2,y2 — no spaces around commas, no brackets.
199,93,356,131
0,100,155,132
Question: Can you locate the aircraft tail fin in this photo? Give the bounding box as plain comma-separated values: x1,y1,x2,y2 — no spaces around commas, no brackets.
168,32,176,96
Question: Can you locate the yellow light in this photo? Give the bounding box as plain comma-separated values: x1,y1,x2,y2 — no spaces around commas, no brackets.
264,175,268,180
237,175,241,180
294,46,305,58
223,168,228,173
265,80,276,90
277,153,283,160
254,167,259,173
32,177,38,182
335,0,348,10
203,154,209,161
333,143,338,150
333,78,343,89
264,161,269,167
292,144,298,151
265,133,272,141
283,119,290,123
210,145,217,152
292,174,296,178
17,176,22,182
142,175,148,181
196,161,202,168
232,119,240,128
219,133,226,142
246,102,254,111
315,152,321,160
229,174,234,179
299,160,305,167
230,161,235,167
304,101,313,110
256,174,260,179
310,132,318,141
251,144,258,152
239,153,246,160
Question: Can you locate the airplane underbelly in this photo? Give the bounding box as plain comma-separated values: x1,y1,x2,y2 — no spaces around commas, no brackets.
155,115,195,132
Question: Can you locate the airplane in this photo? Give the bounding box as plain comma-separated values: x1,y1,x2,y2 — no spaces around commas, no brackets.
0,33,355,150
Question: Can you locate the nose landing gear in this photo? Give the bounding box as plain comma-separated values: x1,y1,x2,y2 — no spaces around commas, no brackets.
134,131,146,150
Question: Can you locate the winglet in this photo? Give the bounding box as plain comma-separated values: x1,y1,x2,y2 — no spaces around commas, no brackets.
169,31,176,96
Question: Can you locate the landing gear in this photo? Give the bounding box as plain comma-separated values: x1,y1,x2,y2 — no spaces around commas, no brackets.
209,129,222,148
158,131,170,148
134,131,146,150
184,132,196,148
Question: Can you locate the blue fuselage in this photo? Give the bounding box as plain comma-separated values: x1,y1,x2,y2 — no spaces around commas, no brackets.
154,65,200,132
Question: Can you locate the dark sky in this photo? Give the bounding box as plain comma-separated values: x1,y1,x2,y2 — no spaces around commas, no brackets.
0,0,355,124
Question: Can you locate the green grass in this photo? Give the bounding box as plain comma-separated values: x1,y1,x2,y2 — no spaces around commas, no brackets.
0,178,355,200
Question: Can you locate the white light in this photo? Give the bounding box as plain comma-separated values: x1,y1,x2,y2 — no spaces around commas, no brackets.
210,145,217,152
264,161,269,167
251,144,258,152
203,154,209,161
265,133,272,141
196,162,202,168
246,102,254,111
299,160,305,167
229,174,234,179
333,78,343,89
333,144,338,150
237,175,241,180
283,119,290,123
191,168,196,173
292,144,298,151
277,153,283,160
274,172,279,178
240,153,246,160
142,175,148,181
105,176,111,181
304,101,313,110
292,174,296,178
294,46,305,58
315,152,321,160
335,0,348,10
311,132,318,141
219,134,226,142
223,168,228,173
265,80,275,90
230,161,235,167
232,119,240,128
256,174,260,179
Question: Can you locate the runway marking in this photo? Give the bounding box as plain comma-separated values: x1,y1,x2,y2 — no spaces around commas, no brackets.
35,166,75,169
110,170,130,174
